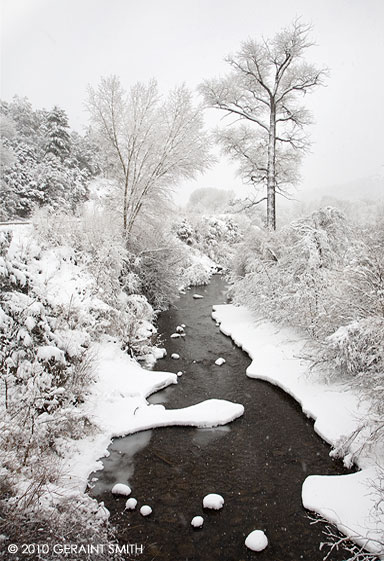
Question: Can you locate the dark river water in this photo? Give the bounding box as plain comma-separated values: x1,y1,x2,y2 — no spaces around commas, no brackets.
90,275,352,561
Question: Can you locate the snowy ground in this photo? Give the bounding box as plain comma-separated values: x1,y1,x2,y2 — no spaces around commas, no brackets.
212,304,384,558
61,341,244,496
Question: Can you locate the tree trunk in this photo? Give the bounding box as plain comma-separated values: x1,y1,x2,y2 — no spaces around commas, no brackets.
123,177,128,231
266,103,276,231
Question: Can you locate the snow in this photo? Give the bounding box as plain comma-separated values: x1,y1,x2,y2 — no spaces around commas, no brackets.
61,342,244,495
176,326,185,333
215,357,226,366
153,347,166,359
203,493,224,510
245,530,268,552
302,468,383,554
212,303,384,557
170,333,181,338
140,505,152,516
37,345,65,363
171,353,180,359
111,483,131,496
177,371,183,377
191,516,204,528
125,498,137,510
193,294,204,299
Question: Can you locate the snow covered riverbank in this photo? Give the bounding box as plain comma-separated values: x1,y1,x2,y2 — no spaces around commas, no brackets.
62,341,244,495
212,304,384,558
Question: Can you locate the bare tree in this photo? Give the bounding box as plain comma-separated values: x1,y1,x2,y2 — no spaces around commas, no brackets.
200,20,327,230
87,76,211,233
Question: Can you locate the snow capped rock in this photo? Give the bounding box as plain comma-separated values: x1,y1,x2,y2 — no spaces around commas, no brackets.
111,483,131,496
125,498,137,510
176,325,184,333
177,371,183,377
170,333,181,338
191,516,204,528
171,353,180,360
203,493,224,510
95,502,110,521
153,347,167,359
140,505,152,516
245,530,268,552
215,357,226,366
193,294,204,299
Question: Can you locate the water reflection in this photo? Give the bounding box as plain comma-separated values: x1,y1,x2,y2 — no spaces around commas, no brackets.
191,426,230,448
147,385,176,405
90,430,152,494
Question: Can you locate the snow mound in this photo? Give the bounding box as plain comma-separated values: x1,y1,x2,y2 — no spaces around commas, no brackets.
191,516,204,528
203,493,224,510
193,294,204,299
153,347,166,359
177,371,183,377
176,325,185,333
170,333,181,338
125,498,137,510
245,530,268,551
140,505,152,516
215,357,226,366
111,483,131,496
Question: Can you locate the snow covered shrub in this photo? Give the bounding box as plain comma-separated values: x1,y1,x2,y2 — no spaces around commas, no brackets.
174,214,243,267
175,218,194,245
180,251,215,287
230,207,352,337
317,318,384,391
0,230,95,476
131,234,190,310
32,206,157,356
0,493,123,561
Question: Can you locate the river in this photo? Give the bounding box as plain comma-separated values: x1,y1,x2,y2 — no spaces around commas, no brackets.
90,275,351,561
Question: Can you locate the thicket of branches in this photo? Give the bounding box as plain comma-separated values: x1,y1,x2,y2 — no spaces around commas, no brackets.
230,206,383,399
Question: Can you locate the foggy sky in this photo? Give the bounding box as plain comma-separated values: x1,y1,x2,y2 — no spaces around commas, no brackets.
1,0,383,203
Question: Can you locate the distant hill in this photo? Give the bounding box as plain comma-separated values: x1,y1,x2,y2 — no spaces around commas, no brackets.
299,174,384,202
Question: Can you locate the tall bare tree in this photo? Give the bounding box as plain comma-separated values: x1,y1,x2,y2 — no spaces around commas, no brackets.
200,20,327,230
87,76,211,233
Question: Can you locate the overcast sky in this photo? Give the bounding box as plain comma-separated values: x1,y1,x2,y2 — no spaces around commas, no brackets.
1,0,383,203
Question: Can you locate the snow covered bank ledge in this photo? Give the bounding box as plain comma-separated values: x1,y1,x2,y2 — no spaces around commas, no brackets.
212,304,384,557
62,341,244,494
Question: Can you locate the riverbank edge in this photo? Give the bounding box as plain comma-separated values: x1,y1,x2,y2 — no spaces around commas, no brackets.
59,340,244,501
212,303,384,558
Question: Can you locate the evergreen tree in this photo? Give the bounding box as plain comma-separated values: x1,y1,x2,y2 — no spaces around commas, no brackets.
43,106,71,162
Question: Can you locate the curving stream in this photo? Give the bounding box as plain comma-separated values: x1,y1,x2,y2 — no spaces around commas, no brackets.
90,275,351,561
